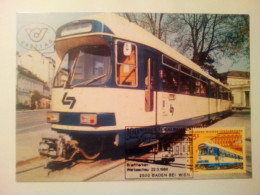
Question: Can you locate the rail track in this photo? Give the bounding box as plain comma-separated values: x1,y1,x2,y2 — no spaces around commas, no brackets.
16,155,126,182
16,144,126,181
16,133,190,181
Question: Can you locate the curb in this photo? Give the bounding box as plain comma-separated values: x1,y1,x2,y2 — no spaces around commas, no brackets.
16,109,50,113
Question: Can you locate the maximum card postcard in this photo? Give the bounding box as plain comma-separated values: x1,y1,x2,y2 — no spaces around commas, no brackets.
16,12,251,181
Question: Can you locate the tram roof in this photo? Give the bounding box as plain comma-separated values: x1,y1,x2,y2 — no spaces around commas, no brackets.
72,13,228,88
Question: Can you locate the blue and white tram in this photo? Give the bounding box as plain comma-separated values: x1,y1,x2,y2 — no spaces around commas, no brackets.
196,142,243,169
39,13,232,160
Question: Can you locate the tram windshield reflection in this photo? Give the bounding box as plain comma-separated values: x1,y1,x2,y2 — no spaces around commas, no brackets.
54,45,111,88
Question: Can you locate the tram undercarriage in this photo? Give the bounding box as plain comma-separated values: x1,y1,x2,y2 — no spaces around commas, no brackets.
38,112,230,169
38,134,108,168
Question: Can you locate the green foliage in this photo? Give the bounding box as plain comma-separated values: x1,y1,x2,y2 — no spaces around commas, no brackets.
220,15,249,57
31,90,42,109
120,13,249,78
168,14,249,76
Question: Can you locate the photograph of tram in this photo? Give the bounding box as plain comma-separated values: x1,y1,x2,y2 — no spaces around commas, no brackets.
38,13,234,163
16,12,251,181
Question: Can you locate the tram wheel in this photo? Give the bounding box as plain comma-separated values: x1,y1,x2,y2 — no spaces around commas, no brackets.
79,135,105,160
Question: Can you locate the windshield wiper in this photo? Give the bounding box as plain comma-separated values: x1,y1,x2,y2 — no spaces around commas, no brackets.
64,51,81,88
71,74,107,88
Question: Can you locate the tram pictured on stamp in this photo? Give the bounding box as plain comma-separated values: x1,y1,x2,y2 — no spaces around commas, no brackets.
196,142,243,169
38,13,233,166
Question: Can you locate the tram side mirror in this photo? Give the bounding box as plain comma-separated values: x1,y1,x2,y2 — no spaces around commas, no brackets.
123,42,132,56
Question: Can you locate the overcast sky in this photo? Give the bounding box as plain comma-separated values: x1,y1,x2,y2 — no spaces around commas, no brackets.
16,12,249,73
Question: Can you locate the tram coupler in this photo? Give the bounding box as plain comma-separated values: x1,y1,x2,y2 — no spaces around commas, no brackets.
39,137,60,158
39,135,80,164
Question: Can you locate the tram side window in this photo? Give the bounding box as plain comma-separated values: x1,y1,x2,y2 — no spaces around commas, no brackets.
200,82,207,97
228,91,231,101
208,147,213,155
162,55,179,69
222,88,228,100
224,89,228,100
162,65,179,93
224,152,228,157
219,86,223,99
210,81,217,98
200,76,208,97
191,78,201,96
116,41,137,86
216,85,220,99
220,149,224,157
199,147,207,155
180,73,191,95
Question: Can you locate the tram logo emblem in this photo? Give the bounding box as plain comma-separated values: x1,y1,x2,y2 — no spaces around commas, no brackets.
62,92,76,109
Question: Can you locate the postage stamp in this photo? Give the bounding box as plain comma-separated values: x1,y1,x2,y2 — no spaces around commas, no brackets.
191,127,246,174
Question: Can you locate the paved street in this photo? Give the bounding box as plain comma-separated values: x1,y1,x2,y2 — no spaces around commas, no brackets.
16,110,50,134
209,109,251,139
16,109,58,162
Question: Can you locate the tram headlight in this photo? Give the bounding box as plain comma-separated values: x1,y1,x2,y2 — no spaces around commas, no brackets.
80,114,97,125
47,112,60,123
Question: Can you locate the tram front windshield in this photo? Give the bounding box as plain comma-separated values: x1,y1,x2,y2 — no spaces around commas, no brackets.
54,45,111,88
198,146,208,155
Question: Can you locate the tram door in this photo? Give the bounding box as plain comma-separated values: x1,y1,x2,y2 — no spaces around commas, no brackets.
144,51,158,125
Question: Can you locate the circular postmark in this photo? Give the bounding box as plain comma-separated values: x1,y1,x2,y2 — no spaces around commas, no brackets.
17,23,56,51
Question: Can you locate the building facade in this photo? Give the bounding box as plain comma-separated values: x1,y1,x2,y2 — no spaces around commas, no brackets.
16,49,55,109
220,71,250,109
16,65,45,107
17,49,55,90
